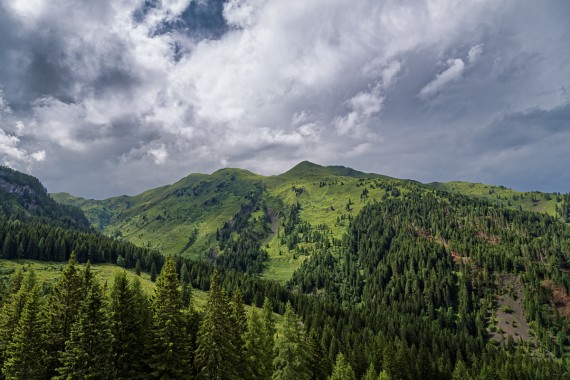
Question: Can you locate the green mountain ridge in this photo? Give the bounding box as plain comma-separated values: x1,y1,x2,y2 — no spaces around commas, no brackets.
52,161,568,283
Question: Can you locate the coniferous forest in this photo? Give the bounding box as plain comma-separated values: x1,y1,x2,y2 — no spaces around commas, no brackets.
1,165,570,379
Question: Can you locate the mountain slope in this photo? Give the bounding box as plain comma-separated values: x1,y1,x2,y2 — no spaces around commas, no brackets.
52,162,566,282
0,166,89,229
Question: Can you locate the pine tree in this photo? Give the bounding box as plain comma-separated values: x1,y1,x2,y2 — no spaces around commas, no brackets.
244,307,271,379
131,277,153,374
452,360,471,380
135,259,142,276
180,262,190,284
117,255,126,267
328,353,356,380
243,297,276,380
150,261,157,282
43,253,85,377
2,278,46,379
2,232,16,259
262,297,276,355
57,278,112,379
109,271,150,379
150,256,190,379
195,269,237,379
308,331,330,380
361,363,377,380
272,302,311,380
231,288,247,372
0,270,35,370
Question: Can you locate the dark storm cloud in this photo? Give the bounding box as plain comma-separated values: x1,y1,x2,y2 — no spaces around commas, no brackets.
0,0,569,198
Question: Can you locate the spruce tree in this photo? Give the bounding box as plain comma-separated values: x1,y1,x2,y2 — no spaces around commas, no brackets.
149,256,190,379
131,277,153,374
243,297,275,380
135,259,142,276
110,271,150,379
272,302,311,380
0,270,35,370
150,261,157,282
361,363,377,380
328,353,356,380
262,297,276,355
2,279,46,379
0,270,25,365
308,331,330,380
195,269,237,379
244,307,270,379
43,254,83,378
57,278,112,379
231,288,247,370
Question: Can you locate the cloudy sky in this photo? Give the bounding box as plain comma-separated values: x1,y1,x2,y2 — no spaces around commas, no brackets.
0,0,569,198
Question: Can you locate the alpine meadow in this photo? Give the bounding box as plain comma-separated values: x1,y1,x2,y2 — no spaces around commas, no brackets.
1,0,570,379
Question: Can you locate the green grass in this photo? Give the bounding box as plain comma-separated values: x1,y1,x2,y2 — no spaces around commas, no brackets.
52,161,565,285
428,181,560,216
0,260,282,321
0,259,209,309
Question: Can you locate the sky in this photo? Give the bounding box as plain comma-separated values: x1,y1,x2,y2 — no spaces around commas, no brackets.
0,0,569,199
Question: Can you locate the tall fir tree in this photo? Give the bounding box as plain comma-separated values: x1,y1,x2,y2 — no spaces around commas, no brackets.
244,307,271,380
2,275,46,379
109,271,151,380
150,261,157,282
308,330,330,380
57,277,112,379
195,269,237,380
328,353,356,380
272,302,311,380
131,277,153,374
361,363,377,380
0,270,34,371
43,253,84,378
135,259,142,276
230,288,247,372
150,256,191,379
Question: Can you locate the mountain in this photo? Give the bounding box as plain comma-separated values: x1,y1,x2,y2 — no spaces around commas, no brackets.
0,166,90,229
3,163,570,377
53,161,565,281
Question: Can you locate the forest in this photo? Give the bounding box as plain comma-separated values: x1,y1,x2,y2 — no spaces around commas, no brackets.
1,165,570,379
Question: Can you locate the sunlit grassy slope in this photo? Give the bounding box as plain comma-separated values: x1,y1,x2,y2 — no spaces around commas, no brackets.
0,260,282,321
428,181,559,216
0,260,207,310
52,161,564,284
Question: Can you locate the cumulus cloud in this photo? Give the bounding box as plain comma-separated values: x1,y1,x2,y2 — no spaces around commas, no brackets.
0,129,46,166
0,0,568,197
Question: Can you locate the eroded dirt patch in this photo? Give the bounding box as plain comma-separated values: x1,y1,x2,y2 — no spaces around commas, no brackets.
488,275,535,347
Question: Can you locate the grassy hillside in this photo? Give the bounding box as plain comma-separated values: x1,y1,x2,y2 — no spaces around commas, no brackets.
428,181,560,216
0,260,203,311
53,162,568,283
0,259,285,321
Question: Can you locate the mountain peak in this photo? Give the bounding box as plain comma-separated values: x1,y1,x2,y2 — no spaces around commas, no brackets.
279,161,372,179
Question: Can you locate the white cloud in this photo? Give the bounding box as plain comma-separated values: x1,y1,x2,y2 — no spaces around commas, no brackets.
0,129,46,165
468,44,484,63
30,150,46,162
419,58,465,98
148,145,168,165
0,0,569,196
